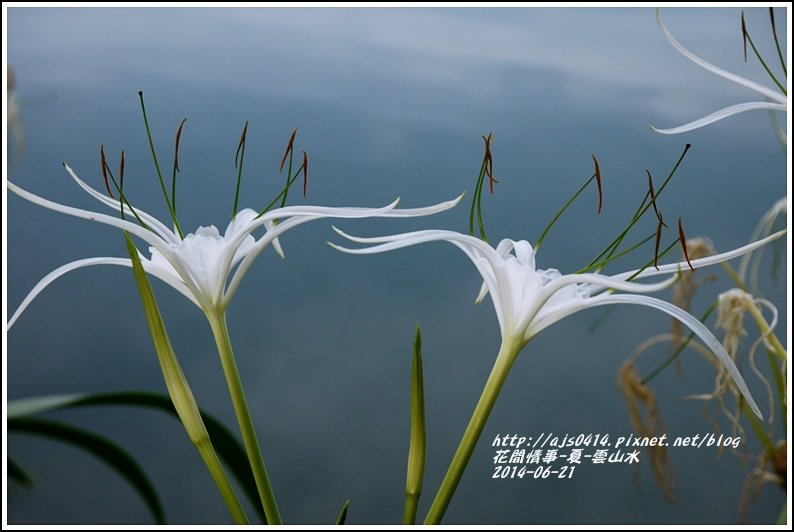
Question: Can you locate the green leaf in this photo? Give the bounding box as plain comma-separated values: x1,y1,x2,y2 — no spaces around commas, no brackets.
8,457,34,487
7,390,265,523
335,499,350,525
8,417,164,524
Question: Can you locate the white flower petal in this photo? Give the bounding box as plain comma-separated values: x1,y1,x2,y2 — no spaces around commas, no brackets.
657,10,785,103
64,164,179,244
613,230,786,282
651,102,787,135
7,256,199,331
580,293,762,418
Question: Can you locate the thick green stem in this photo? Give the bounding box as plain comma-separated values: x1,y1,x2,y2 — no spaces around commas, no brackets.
424,338,522,524
208,310,283,524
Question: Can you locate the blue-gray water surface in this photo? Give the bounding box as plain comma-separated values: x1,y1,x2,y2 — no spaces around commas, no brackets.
5,6,789,525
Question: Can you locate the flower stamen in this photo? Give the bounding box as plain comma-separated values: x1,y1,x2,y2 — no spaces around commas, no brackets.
646,169,667,227
232,121,248,217
593,154,603,214
100,144,113,198
279,127,297,172
302,150,309,198
678,218,694,271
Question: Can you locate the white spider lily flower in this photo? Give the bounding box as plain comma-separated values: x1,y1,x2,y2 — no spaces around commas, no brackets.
331,228,786,418
650,11,787,142
7,165,462,327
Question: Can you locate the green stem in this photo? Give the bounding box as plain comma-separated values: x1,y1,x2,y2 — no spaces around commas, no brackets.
424,338,522,524
404,496,419,526
207,310,283,524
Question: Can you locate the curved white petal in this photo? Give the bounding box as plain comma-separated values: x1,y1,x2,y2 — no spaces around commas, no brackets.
612,230,786,282
658,10,785,103
331,227,504,266
377,193,465,217
7,256,199,331
64,164,179,244
651,102,788,135
222,214,322,306
8,181,205,303
222,199,459,307
534,292,761,418
738,198,787,288
238,193,462,243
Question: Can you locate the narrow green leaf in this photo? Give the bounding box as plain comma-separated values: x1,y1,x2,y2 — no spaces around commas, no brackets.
8,417,164,524
335,499,350,525
8,457,34,487
8,390,265,523
403,324,426,525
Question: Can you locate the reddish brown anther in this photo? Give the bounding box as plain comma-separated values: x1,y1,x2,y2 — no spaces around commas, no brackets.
741,12,748,62
174,118,187,173
482,133,497,194
592,154,603,214
646,169,667,227
119,150,125,191
678,217,695,271
653,219,663,270
235,121,249,169
100,144,113,198
302,150,309,197
280,127,298,172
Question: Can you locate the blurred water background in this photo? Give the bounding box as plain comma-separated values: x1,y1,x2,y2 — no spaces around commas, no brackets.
6,6,788,525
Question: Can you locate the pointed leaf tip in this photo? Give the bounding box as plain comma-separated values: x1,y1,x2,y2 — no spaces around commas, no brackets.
335,499,350,525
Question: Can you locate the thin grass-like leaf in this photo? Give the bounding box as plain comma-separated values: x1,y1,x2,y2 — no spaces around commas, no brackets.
7,390,265,523
7,457,34,487
8,417,165,524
